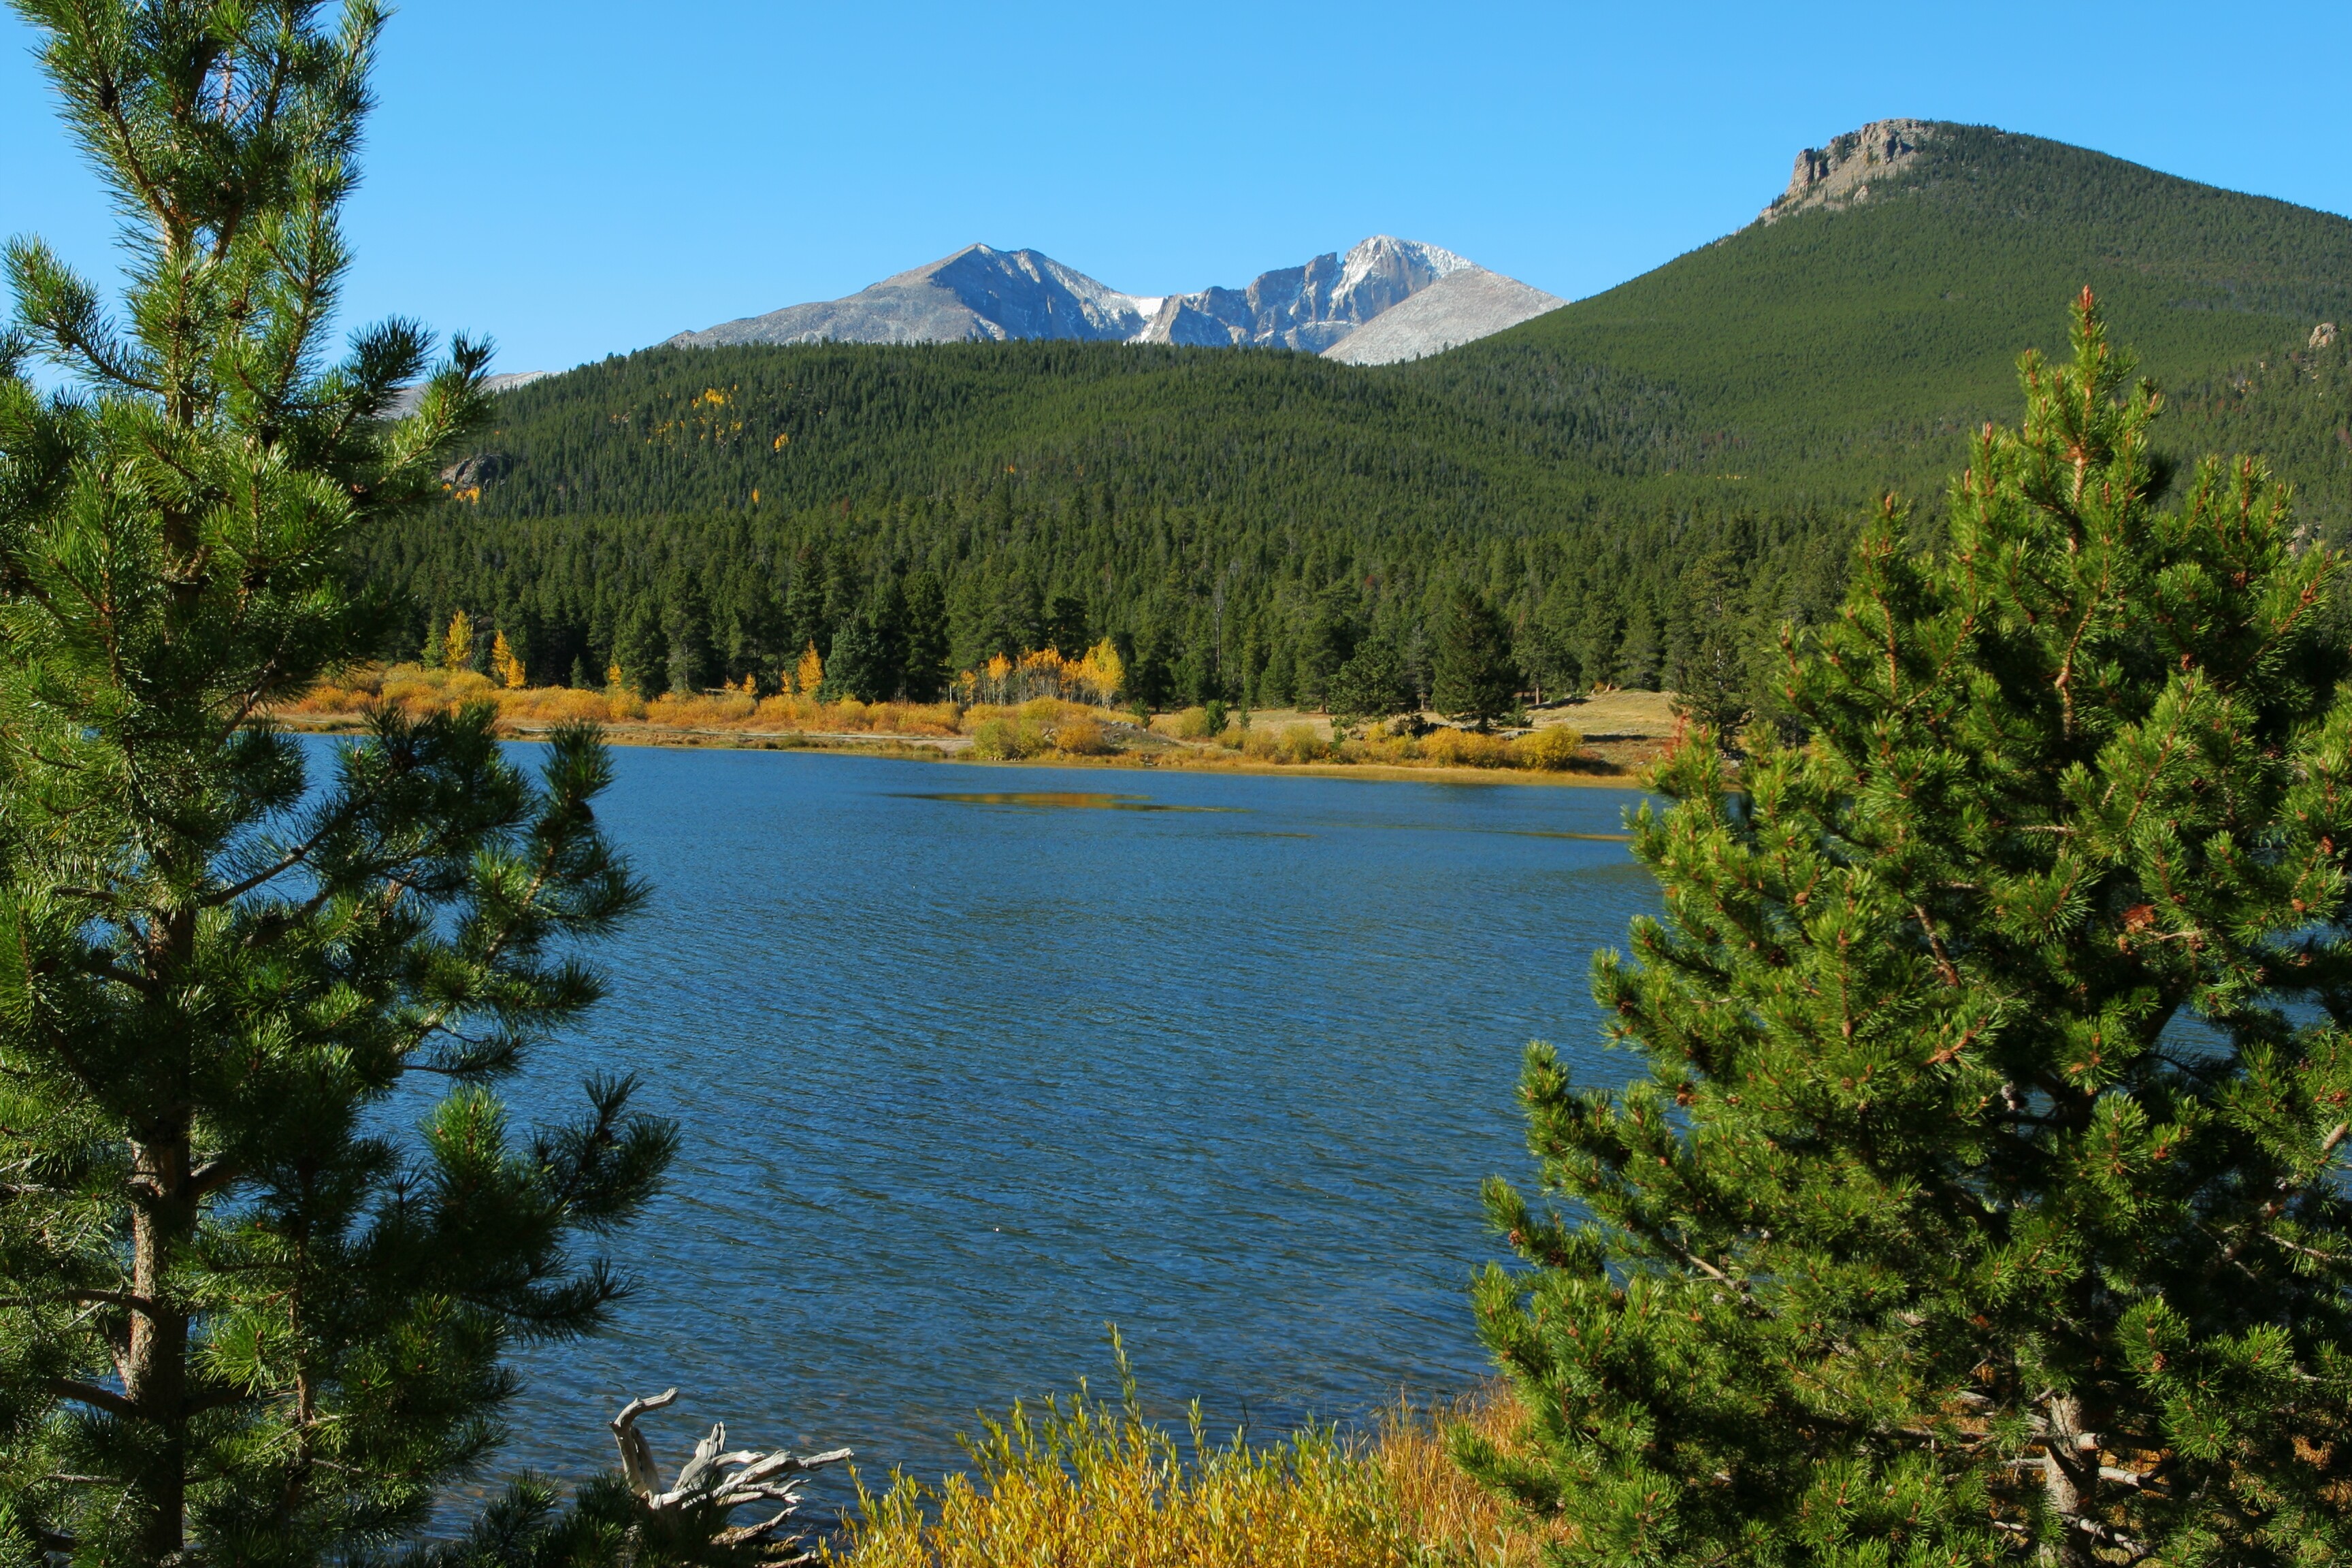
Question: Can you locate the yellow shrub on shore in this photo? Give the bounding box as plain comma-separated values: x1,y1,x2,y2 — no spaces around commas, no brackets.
1239,723,1330,764
1056,717,1110,755
825,1365,1549,1568
1157,706,1218,740
1508,725,1584,771
962,698,1095,733
645,690,758,727
1420,728,1512,768
495,685,630,725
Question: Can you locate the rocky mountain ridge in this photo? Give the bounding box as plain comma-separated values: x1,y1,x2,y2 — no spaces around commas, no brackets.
662,236,1561,363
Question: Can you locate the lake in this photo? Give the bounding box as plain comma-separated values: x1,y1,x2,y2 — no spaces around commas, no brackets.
474,745,1659,1505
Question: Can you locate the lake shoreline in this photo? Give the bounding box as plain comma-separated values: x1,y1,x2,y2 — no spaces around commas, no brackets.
278,715,1661,788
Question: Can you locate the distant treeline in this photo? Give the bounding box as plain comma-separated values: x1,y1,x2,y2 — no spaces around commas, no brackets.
361,489,1864,713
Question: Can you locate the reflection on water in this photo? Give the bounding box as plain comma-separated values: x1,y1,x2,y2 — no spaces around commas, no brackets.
896,790,1239,813
455,749,1657,1507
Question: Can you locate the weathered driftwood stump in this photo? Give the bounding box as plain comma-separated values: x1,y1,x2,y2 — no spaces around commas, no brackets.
610,1388,853,1559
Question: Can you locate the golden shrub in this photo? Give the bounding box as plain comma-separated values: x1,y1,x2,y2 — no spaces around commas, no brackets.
1154,706,1218,740
646,691,757,727
1509,725,1585,771
1421,728,1510,768
1056,717,1110,755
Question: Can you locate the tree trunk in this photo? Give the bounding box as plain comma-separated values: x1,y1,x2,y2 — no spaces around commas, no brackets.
128,1134,191,1565
2040,1392,2099,1567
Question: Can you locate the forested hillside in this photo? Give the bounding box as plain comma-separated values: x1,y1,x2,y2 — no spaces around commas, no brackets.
361,122,2352,711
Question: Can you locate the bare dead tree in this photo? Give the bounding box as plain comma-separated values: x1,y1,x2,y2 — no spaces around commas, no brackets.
610,1389,853,1562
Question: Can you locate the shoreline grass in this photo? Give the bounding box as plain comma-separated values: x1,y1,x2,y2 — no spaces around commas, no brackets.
276,666,1660,785
820,1372,1555,1568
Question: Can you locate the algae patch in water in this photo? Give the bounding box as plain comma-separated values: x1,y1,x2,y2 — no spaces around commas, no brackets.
896,791,1241,814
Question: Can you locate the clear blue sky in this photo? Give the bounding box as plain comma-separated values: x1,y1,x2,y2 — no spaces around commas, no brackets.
5,0,2349,377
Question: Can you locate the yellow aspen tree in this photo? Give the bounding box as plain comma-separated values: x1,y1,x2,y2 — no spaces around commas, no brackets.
796,641,824,696
490,631,525,689
606,661,625,689
1081,638,1126,705
444,608,474,670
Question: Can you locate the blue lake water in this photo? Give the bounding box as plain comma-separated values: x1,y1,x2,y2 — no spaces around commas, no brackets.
466,746,1658,1505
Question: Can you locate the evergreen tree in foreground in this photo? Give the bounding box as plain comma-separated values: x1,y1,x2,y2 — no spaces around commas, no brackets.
1462,294,2352,1566
0,3,673,1562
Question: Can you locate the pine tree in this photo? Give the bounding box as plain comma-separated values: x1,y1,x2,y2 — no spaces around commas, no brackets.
1668,550,1754,748
825,617,882,702
902,570,951,702
614,604,665,698
1296,585,1361,710
1460,294,2352,1565
0,4,675,1562
1328,636,1416,723
1431,587,1517,726
662,580,713,696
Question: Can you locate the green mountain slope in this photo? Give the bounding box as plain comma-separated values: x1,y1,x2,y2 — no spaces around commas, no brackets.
367,122,2352,707
1417,121,2352,501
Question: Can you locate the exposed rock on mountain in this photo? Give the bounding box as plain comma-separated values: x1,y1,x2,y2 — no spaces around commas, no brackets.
1320,267,1563,364
1758,118,1931,224
1134,236,1471,352
665,245,1145,348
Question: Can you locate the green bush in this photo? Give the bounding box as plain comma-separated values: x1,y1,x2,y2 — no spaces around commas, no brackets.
969,717,1050,759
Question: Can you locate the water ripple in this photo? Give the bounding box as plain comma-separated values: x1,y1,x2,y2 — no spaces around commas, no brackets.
471,749,1659,1505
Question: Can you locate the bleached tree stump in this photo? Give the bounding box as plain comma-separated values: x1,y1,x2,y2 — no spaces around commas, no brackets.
610,1388,853,1557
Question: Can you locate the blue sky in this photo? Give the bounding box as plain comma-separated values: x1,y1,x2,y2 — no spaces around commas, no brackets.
5,0,2350,377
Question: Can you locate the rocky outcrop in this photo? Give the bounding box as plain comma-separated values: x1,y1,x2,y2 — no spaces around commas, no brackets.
436,451,511,489
1135,236,1471,352
1320,267,1563,364
665,245,1146,348
1759,118,1933,225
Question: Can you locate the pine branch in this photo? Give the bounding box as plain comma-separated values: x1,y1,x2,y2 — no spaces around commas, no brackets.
46,1377,137,1420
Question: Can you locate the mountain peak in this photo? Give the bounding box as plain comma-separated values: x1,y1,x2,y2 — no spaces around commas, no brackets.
667,244,1146,349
